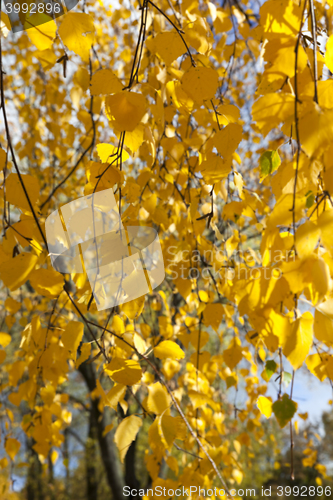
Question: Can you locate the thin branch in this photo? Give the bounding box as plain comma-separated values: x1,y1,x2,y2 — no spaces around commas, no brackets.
290,0,307,245
148,0,196,66
0,30,48,248
290,370,295,481
309,0,318,104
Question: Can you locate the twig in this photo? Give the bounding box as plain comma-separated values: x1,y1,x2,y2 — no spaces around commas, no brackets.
290,0,307,245
148,0,196,67
0,28,48,248
290,370,295,481
309,0,318,104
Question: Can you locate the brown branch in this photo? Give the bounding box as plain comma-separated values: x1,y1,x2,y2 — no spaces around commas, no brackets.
40,140,95,210
0,30,48,248
148,0,196,66
289,370,295,481
309,0,318,104
64,289,109,362
290,0,307,245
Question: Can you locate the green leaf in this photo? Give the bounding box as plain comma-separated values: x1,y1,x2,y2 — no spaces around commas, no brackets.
272,394,298,428
262,360,277,381
282,371,292,387
260,150,281,181
306,192,315,208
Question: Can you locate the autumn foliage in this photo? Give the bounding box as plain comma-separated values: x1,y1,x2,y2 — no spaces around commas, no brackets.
0,0,333,498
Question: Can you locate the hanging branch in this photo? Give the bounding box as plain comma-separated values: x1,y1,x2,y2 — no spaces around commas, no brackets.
148,0,196,66
289,370,296,481
290,0,307,244
309,0,319,104
0,22,48,248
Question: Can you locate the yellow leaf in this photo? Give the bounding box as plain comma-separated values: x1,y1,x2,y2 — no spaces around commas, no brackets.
188,390,219,410
225,232,240,257
166,455,179,475
297,102,333,157
317,208,333,253
325,35,333,73
86,161,121,192
62,321,84,361
96,143,129,163
0,350,6,363
105,384,127,410
102,423,114,437
157,414,185,449
202,303,223,332
153,32,185,65
121,295,145,320
123,125,145,154
296,221,320,259
33,49,57,70
6,173,39,212
0,332,11,348
147,382,171,415
114,415,142,463
5,438,20,461
58,13,95,62
257,396,273,418
305,353,327,382
26,16,57,50
283,313,313,370
5,297,21,314
105,92,146,132
217,104,240,125
0,12,10,38
252,93,294,136
0,253,38,291
51,450,58,465
214,123,243,158
74,68,90,91
75,343,91,369
181,67,218,104
29,268,64,298
0,147,6,170
223,338,243,370
154,340,185,360
133,333,147,355
40,385,55,407
198,153,231,183
90,69,123,95
315,298,333,320
260,0,302,37
232,469,243,485
104,358,142,386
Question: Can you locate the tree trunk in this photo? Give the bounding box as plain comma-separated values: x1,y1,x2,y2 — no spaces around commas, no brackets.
26,442,44,500
86,407,99,500
79,361,125,500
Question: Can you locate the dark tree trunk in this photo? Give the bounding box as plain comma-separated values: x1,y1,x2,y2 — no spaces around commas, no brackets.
86,407,99,500
26,442,44,500
63,428,70,500
79,361,125,500
125,439,140,491
48,452,56,500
